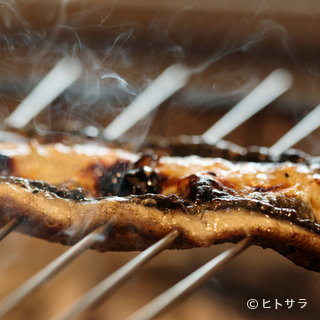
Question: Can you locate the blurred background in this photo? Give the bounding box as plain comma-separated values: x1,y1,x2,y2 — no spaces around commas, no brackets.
0,0,320,319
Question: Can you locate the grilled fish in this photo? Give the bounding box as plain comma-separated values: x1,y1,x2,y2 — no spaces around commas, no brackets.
1,139,320,271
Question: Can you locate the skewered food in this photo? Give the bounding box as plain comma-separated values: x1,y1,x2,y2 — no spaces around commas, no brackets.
1,138,320,271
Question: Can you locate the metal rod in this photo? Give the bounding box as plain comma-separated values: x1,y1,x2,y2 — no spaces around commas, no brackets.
0,218,22,242
103,64,194,141
125,237,252,320
51,230,180,320
202,69,293,144
6,57,83,129
269,103,320,157
103,54,226,141
0,223,112,318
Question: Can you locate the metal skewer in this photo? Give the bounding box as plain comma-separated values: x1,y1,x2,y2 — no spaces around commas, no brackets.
103,63,197,141
269,103,320,156
103,66,292,144
6,57,83,129
125,237,252,320
0,223,112,318
103,55,234,141
202,68,293,144
0,218,23,242
51,230,180,320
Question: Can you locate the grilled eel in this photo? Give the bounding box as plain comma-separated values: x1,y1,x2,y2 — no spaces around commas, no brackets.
1,139,320,271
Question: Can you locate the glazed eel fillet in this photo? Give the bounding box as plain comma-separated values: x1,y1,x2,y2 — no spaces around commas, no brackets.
1,138,320,271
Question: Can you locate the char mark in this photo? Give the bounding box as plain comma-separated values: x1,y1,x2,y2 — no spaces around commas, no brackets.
27,180,86,201
182,173,318,234
97,160,161,197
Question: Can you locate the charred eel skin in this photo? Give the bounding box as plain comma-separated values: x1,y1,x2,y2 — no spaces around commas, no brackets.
1,176,320,271
1,173,318,237
1,138,320,271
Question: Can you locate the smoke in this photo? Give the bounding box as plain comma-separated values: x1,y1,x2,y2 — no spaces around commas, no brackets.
0,1,138,139
0,1,311,147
